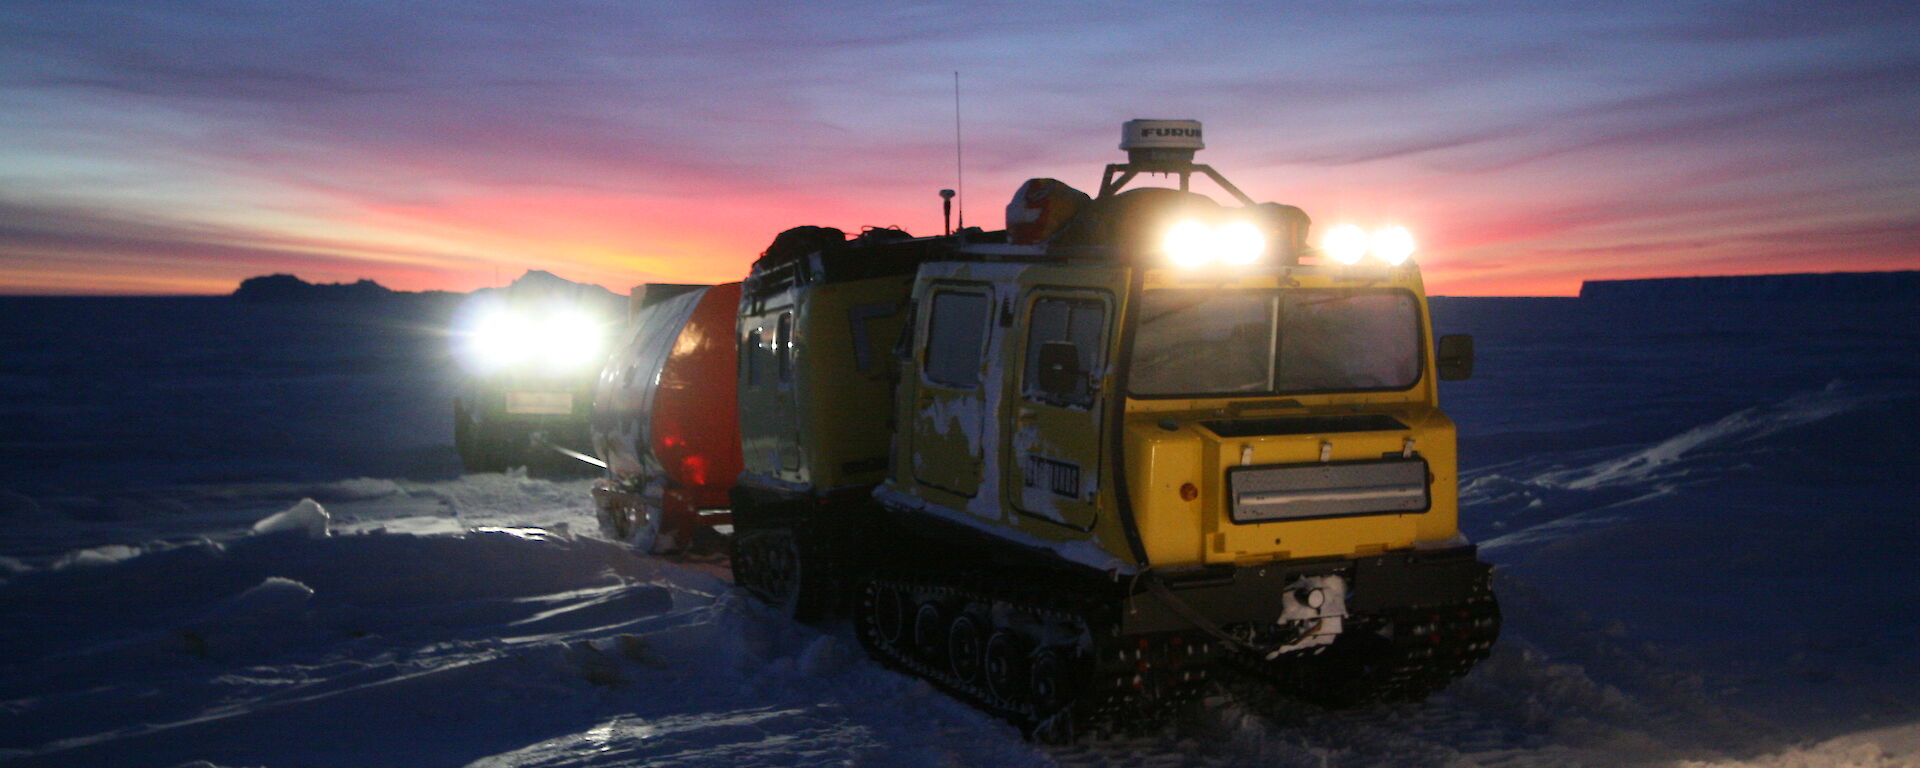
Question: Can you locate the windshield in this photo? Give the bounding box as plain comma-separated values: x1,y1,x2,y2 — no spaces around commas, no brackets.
1129,289,1420,397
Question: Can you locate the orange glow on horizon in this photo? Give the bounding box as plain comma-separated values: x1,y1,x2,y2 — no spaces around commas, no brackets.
4,182,1913,298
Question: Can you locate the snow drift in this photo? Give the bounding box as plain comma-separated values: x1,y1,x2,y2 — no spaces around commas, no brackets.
0,287,1914,766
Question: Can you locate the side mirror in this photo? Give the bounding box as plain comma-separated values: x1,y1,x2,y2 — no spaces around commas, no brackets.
1035,341,1088,401
1437,334,1474,381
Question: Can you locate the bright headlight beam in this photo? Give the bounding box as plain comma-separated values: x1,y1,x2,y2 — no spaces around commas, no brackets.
464,308,606,372
1322,224,1369,265
1217,221,1266,265
1164,219,1267,268
1372,226,1415,265
1162,219,1215,268
542,311,603,369
471,310,533,369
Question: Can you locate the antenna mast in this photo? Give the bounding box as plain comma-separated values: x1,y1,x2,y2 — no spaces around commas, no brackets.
953,71,964,231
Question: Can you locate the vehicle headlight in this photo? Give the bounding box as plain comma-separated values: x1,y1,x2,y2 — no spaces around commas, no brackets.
464,309,604,372
1217,221,1265,266
1162,219,1215,268
1321,224,1416,266
541,311,603,369
1322,224,1369,265
1162,218,1267,268
1371,226,1415,265
471,310,535,369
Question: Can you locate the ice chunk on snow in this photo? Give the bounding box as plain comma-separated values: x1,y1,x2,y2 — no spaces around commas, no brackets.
178,577,316,658
207,577,315,622
1670,722,1920,767
52,543,142,569
252,497,331,537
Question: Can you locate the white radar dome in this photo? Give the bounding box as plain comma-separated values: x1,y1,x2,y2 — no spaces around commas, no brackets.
1120,119,1204,152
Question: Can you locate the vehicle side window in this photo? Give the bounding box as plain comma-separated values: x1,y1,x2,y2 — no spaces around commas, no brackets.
924,291,990,388
1023,296,1106,407
847,301,901,374
745,327,763,386
776,312,794,383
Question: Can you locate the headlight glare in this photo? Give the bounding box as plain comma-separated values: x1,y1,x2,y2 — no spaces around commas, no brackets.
1322,224,1369,265
1163,219,1267,268
542,311,603,369
1162,219,1215,268
464,308,604,372
1371,226,1415,265
1217,221,1266,265
471,311,533,369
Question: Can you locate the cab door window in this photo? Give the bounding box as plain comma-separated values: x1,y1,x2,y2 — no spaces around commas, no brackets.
744,327,764,386
1022,296,1106,407
924,291,990,388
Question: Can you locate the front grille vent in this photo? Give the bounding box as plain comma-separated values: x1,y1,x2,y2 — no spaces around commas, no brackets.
1227,457,1429,523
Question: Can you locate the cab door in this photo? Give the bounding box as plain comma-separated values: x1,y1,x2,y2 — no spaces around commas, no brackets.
911,285,993,501
739,299,805,484
1008,288,1113,530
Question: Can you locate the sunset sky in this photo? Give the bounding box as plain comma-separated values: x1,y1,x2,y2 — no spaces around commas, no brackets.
1,1,1915,297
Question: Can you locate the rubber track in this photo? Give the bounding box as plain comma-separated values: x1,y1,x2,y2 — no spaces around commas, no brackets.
854,571,1216,740
1241,576,1502,708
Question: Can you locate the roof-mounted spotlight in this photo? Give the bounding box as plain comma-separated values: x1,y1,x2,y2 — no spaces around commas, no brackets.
1217,221,1265,266
1160,218,1268,268
1372,226,1416,266
1162,219,1216,268
1322,224,1369,265
1320,223,1417,266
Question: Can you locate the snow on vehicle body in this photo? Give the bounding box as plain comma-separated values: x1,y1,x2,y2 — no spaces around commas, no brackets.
721,120,1497,736
590,283,743,552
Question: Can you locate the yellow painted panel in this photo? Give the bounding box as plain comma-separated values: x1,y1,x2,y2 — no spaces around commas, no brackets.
1205,429,1423,564
1407,410,1461,545
798,276,918,489
1124,420,1206,567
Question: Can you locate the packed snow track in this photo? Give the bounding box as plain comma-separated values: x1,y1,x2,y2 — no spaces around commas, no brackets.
0,291,1914,767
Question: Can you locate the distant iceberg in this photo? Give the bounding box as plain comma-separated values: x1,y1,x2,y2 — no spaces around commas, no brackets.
232,273,396,303
1579,270,1919,302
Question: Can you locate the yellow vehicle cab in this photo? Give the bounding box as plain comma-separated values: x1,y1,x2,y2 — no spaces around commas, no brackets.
723,120,1497,738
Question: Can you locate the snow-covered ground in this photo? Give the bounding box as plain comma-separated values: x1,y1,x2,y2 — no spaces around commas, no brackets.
0,291,1914,767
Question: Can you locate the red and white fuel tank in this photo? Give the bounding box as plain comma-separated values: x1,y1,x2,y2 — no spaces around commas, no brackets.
591,282,743,552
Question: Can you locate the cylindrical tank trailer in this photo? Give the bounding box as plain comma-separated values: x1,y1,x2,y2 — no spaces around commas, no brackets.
590,282,743,553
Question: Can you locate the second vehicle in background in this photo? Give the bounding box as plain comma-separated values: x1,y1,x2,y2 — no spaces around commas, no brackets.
451,270,623,474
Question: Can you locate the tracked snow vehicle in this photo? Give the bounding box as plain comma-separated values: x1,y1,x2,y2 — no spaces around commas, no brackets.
720,120,1499,735
452,272,624,474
